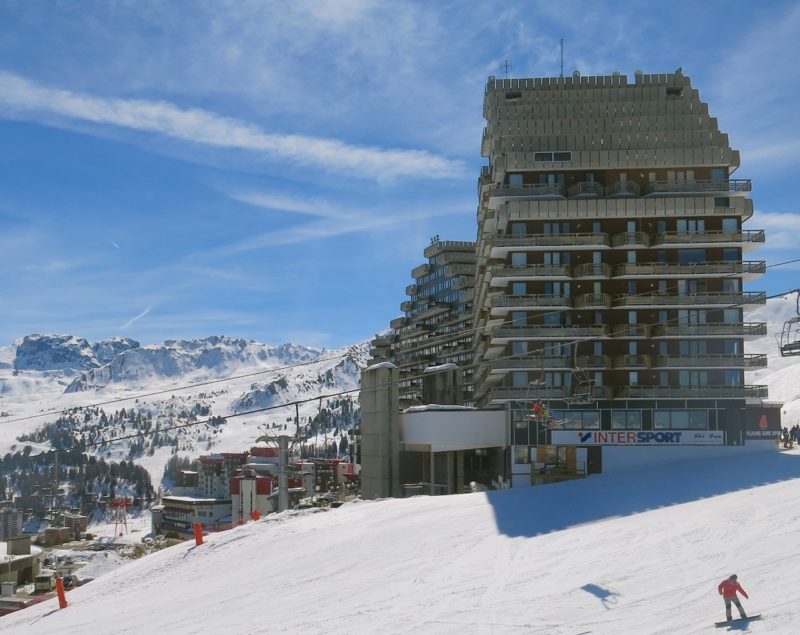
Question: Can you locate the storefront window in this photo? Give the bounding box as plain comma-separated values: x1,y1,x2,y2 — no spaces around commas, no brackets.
611,410,642,429
654,409,709,430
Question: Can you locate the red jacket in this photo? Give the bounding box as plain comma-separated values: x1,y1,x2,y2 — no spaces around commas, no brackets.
718,579,748,599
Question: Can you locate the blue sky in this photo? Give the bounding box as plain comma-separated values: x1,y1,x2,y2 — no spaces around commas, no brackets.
1,1,799,349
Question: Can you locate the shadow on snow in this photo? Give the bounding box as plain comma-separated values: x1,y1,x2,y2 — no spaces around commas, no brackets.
485,450,800,538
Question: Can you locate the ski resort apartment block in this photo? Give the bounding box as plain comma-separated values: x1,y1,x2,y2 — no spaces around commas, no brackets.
364,69,781,496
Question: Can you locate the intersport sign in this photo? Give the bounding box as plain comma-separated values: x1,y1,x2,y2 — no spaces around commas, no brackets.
550,430,725,446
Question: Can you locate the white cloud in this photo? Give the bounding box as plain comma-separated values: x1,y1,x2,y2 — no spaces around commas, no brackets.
752,211,800,250
0,71,465,182
229,192,345,219
216,193,472,254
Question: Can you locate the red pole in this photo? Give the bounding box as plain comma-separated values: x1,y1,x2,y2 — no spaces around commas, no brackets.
193,522,204,546
55,577,68,609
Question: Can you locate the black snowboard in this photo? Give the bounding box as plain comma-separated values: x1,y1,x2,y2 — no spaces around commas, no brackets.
714,614,761,627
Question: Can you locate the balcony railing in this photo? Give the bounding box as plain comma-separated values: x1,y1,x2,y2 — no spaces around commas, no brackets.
616,385,767,399
652,354,768,369
572,262,612,278
645,179,752,196
610,324,651,338
606,181,641,197
486,386,569,403
567,181,604,198
492,325,609,339
651,322,767,338
491,233,610,249
612,292,767,308
651,230,765,247
490,294,572,309
613,261,766,278
611,231,649,248
613,354,652,368
483,178,752,203
576,354,610,368
574,293,611,309
489,356,572,372
490,264,572,279
488,183,566,199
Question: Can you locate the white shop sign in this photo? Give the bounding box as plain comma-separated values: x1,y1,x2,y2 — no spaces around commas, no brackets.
550,430,725,446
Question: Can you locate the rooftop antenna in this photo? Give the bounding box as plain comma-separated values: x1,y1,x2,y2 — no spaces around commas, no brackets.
560,38,564,78
501,59,512,79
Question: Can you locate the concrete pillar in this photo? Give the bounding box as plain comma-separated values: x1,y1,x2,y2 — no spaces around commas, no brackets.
360,363,400,499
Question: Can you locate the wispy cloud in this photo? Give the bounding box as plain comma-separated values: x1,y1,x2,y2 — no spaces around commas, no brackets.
110,240,120,249
121,306,152,330
215,192,473,254
0,71,465,182
753,211,800,251
229,192,345,219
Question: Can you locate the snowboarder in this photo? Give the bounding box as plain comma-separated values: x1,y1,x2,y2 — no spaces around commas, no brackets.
718,574,748,622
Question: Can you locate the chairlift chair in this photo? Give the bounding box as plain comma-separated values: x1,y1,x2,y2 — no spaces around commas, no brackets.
778,291,800,357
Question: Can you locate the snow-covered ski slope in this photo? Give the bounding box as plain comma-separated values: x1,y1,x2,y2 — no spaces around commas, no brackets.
5,447,799,634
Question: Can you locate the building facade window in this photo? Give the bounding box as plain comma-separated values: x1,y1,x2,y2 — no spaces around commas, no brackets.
612,410,642,429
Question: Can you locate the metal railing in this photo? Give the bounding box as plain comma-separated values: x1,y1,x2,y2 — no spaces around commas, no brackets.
490,233,610,248
614,354,652,368
490,294,572,308
567,181,604,198
606,181,641,197
611,231,649,247
652,354,768,368
574,293,611,308
612,261,766,277
651,322,767,338
572,262,612,278
612,292,766,307
492,325,609,339
490,264,572,278
651,229,765,247
645,179,751,195
617,384,767,398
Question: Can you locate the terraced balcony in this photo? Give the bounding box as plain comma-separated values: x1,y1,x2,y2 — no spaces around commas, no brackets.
488,356,573,372
651,322,767,339
616,384,767,399
650,229,765,251
491,324,609,341
612,261,766,280
489,264,571,284
572,262,612,279
611,291,766,309
651,354,768,369
611,231,649,248
573,293,612,309
488,233,609,257
645,179,751,197
613,354,653,369
489,294,572,315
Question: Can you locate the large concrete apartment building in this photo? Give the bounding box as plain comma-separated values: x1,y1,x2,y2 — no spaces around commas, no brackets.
371,239,476,408
364,70,778,493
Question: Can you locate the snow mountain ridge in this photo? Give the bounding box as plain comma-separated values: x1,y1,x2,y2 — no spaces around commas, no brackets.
0,334,370,487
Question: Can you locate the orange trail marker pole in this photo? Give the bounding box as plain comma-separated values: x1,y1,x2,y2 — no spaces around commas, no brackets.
193,522,204,546
56,577,68,609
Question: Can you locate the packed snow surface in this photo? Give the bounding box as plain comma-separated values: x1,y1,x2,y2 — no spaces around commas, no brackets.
4,447,799,634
